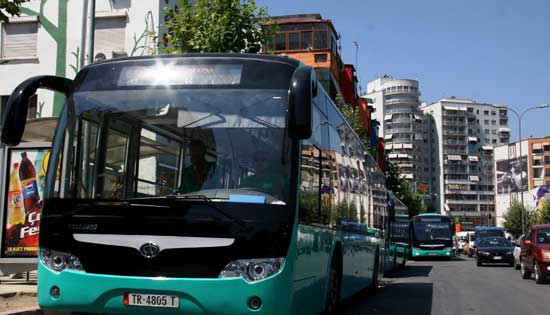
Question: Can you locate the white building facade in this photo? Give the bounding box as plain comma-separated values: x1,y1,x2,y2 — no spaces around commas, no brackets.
0,0,175,119
421,98,509,229
364,76,433,204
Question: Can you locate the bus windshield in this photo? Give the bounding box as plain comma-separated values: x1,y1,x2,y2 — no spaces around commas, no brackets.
56,57,295,205
413,222,452,242
477,230,504,239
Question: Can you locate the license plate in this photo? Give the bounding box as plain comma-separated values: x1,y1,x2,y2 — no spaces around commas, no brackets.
124,293,179,308
428,253,437,256
493,256,502,260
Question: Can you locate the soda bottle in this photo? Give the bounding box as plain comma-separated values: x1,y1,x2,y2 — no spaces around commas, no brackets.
34,150,46,200
7,163,25,228
19,152,41,214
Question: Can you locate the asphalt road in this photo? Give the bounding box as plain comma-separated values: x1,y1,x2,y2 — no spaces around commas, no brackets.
338,255,550,315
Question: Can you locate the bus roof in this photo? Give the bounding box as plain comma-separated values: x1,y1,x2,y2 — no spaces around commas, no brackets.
415,213,445,217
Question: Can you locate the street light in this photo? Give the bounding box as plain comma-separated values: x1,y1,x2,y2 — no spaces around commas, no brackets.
507,104,550,235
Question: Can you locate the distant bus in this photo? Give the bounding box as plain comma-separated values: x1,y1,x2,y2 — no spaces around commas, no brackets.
1,54,392,315
411,214,454,259
389,215,412,268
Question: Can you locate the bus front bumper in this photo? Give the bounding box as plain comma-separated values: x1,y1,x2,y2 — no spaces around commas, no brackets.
412,247,453,257
38,262,292,315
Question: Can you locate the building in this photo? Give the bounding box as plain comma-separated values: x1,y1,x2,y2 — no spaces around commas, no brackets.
421,98,509,229
0,0,173,119
363,76,433,200
494,138,550,227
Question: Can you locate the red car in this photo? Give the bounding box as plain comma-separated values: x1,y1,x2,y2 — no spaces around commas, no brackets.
520,224,550,284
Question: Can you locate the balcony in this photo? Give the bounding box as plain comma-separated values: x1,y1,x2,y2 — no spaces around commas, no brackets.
443,139,467,146
445,199,494,205
445,179,471,185
385,108,414,115
385,98,417,105
387,127,414,133
443,129,467,137
442,120,467,127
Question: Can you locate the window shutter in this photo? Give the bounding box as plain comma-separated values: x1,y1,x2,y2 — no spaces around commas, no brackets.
94,17,127,58
1,22,38,58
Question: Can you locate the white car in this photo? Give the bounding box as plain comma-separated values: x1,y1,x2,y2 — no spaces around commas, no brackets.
513,234,524,269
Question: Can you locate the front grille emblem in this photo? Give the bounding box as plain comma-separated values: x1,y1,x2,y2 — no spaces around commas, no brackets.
139,242,160,259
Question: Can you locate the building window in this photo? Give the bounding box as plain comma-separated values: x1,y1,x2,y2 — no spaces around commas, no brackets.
491,111,496,115
546,168,550,177
288,32,299,50
314,53,328,63
491,120,496,125
313,30,328,49
485,129,489,134
94,17,127,59
300,31,312,49
1,21,38,59
545,156,550,164
492,130,496,135
492,139,497,144
275,33,286,50
484,110,489,115
484,119,489,124
544,145,550,152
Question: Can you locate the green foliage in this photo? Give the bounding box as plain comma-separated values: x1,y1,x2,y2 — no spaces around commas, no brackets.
503,202,534,238
161,0,275,53
0,0,29,23
384,161,424,218
535,200,550,224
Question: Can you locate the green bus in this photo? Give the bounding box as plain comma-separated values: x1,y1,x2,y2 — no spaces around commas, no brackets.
1,54,392,315
411,213,453,259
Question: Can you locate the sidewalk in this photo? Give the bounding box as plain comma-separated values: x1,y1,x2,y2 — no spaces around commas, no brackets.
0,271,38,315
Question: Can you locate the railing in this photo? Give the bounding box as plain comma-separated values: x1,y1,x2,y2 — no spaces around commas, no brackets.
442,120,467,127
385,98,417,105
445,179,471,185
443,140,467,145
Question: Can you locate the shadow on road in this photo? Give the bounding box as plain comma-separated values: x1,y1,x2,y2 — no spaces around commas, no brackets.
385,265,433,278
339,282,433,315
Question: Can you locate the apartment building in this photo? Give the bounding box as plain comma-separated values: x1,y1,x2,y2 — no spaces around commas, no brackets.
363,76,433,198
494,138,550,226
421,98,509,229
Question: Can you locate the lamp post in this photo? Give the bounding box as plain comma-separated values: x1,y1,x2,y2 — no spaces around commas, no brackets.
507,104,550,235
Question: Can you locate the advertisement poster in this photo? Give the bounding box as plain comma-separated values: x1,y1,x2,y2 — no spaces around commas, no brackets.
496,156,528,194
2,148,51,257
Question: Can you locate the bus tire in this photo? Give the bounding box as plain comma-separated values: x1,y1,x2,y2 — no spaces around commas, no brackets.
368,248,379,295
323,251,341,314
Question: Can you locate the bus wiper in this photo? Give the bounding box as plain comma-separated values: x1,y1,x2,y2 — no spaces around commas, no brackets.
49,200,132,223
168,194,246,228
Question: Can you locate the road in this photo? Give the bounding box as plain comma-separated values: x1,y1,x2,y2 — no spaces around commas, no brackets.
339,255,550,315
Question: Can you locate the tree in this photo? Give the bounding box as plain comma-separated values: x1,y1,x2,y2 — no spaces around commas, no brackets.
0,0,29,23
503,202,533,238
161,0,274,53
535,199,550,224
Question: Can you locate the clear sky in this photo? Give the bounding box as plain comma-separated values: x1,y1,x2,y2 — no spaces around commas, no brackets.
257,0,550,142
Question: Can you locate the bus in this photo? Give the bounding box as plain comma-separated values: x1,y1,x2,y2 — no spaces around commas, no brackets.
389,215,412,268
1,54,393,315
411,213,454,259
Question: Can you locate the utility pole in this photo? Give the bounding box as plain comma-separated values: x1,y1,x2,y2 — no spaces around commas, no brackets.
79,0,89,69
86,0,96,65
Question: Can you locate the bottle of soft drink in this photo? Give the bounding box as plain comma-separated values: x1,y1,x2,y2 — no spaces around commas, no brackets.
19,152,41,214
7,163,25,228
34,150,46,200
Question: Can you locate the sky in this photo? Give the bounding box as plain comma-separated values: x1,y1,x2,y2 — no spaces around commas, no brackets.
257,0,550,142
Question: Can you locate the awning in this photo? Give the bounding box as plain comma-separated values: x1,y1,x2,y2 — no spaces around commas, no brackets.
458,106,468,111
498,127,510,133
468,136,478,142
533,143,542,150
482,145,493,151
400,173,414,179
448,184,460,190
385,144,393,150
444,204,450,211
388,153,398,158
533,155,542,160
393,143,403,149
398,154,411,159
448,155,462,161
403,143,413,149
384,114,393,121
398,163,414,168
414,114,421,120
469,175,480,182
468,156,479,162
384,134,393,140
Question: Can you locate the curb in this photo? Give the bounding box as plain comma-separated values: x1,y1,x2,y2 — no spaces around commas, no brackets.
0,292,37,298
0,307,39,315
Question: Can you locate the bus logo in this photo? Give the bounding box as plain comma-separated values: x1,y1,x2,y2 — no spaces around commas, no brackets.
139,242,160,259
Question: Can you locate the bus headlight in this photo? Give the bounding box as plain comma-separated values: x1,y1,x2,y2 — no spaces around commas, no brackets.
219,258,284,282
40,248,84,272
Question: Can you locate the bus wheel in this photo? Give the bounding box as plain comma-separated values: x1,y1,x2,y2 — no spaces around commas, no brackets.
323,259,341,314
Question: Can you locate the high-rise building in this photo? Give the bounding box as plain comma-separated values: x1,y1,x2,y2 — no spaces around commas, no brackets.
421,98,509,229
494,138,550,227
364,76,433,197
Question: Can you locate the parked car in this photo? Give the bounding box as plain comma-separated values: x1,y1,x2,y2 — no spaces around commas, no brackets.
520,224,550,284
476,237,514,267
514,234,524,270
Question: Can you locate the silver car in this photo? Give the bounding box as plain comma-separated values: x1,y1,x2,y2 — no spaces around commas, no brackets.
513,234,524,269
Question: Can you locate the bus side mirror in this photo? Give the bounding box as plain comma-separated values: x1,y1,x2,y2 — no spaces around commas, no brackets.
1,76,73,146
288,66,316,140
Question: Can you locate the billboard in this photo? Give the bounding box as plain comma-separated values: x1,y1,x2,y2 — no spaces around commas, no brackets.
2,147,51,257
496,156,528,194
